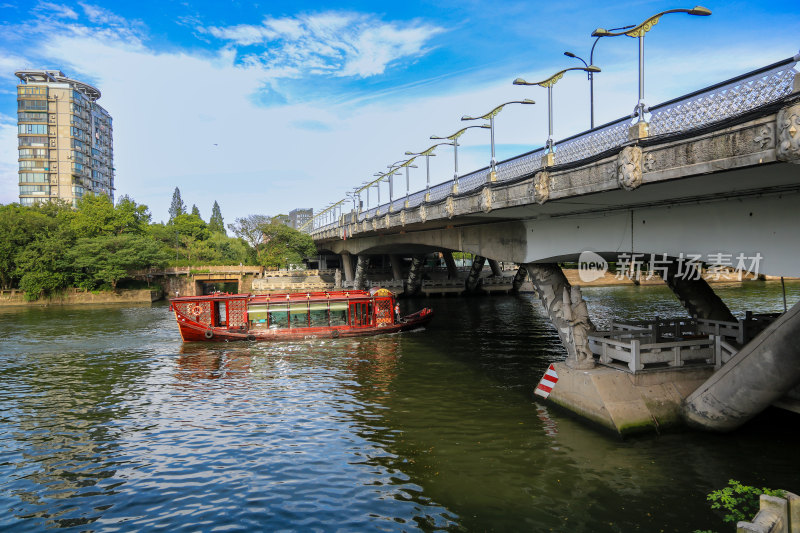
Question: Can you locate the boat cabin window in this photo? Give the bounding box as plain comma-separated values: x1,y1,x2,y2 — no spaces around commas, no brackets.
329,302,348,326
268,304,289,329
214,301,227,326
248,304,269,329
289,303,309,328
350,302,371,327
309,302,328,327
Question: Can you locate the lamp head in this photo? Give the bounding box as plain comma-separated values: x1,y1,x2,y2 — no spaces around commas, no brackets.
461,115,476,121
479,124,491,129
521,98,535,104
591,28,611,37
688,5,711,15
404,151,415,155
564,51,576,58
586,65,601,73
512,77,529,85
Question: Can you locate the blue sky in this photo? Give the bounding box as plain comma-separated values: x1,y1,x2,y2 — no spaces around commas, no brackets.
1,0,798,223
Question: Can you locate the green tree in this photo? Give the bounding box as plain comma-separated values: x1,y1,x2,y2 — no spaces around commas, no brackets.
209,200,225,235
169,187,186,220
0,203,67,289
255,220,317,268
71,194,150,237
15,230,75,300
228,214,270,248
191,204,201,218
68,234,171,289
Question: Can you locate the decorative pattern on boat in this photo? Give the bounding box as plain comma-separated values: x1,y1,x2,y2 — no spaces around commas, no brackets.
228,299,248,328
175,301,212,325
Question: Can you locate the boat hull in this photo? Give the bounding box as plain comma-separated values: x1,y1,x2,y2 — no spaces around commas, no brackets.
175,309,433,342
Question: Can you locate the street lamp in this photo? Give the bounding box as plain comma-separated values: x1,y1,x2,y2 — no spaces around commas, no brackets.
513,66,600,165
431,124,491,193
406,142,450,201
591,6,711,129
564,24,634,129
461,99,535,182
389,158,418,208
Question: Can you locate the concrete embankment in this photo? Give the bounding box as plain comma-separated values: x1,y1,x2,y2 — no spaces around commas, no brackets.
0,288,163,307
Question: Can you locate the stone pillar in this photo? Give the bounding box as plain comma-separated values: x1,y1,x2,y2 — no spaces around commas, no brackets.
443,251,458,279
664,261,736,322
511,265,527,293
341,253,354,283
354,255,368,291
465,256,486,292
406,255,425,295
488,259,502,277
525,263,596,370
389,254,403,281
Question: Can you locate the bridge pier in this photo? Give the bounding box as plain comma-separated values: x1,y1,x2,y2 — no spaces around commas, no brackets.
390,254,404,282
442,251,458,279
664,260,735,322
406,255,425,295
341,253,354,284
354,255,368,290
511,265,527,293
524,263,595,370
488,259,503,277
465,256,486,293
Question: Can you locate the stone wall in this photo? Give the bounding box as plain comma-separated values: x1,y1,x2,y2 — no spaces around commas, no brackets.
0,289,162,307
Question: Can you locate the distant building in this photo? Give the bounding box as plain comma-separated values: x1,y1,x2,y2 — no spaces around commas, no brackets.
289,208,313,229
16,70,114,207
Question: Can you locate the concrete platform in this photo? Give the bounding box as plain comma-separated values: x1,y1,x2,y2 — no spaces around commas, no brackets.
543,362,713,437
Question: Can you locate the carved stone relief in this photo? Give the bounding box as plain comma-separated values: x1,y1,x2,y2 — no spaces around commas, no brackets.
419,204,427,223
617,145,643,190
777,103,800,163
480,187,493,213
384,213,391,228
753,124,774,149
643,152,656,172
400,210,406,227
445,196,455,219
533,170,550,204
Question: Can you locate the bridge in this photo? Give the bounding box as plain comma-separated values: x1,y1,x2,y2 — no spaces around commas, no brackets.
305,54,800,435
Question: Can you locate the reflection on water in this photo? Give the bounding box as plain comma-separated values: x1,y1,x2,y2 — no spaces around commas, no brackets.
0,282,797,531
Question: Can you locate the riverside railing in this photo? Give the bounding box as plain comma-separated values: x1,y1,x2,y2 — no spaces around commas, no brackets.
307,55,798,234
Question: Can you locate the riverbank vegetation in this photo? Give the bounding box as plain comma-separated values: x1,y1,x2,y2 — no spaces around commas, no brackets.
0,191,316,300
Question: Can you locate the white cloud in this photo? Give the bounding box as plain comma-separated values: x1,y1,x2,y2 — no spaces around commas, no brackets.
204,12,444,79
34,1,78,20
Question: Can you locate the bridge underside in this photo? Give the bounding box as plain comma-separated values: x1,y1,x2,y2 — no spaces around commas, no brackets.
321,162,800,277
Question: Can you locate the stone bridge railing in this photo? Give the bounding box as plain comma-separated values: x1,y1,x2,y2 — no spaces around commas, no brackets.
309,55,798,237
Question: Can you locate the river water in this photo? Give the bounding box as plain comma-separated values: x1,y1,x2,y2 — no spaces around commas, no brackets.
1,282,798,532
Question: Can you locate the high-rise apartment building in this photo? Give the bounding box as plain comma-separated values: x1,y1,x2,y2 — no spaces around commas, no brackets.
289,208,313,229
16,70,114,207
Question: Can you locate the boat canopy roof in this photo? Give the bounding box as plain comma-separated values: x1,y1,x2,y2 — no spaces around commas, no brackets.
171,290,392,304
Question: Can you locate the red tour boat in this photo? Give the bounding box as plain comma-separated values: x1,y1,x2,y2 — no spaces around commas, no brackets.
169,288,433,342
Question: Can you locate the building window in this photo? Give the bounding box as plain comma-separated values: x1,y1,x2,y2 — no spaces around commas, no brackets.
72,185,85,197
18,86,47,97
19,160,48,170
19,172,49,183
20,197,40,206
18,112,48,122
19,148,49,159
18,99,48,111
18,124,47,135
19,185,50,195
19,136,48,147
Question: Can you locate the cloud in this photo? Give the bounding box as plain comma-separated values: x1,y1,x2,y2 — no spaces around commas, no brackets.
34,1,78,20
204,12,444,79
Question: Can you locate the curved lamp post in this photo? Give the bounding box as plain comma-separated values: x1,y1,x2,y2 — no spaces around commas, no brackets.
431,124,491,193
461,99,535,182
564,25,634,128
405,142,451,201
513,66,600,166
591,6,711,131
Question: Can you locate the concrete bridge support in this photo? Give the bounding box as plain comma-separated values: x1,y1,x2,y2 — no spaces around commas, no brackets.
665,260,736,322
684,299,800,432
511,266,527,293
406,255,425,296
488,259,502,277
341,253,354,284
525,263,596,370
354,255,368,290
465,256,486,292
390,254,404,282
443,251,458,279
